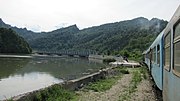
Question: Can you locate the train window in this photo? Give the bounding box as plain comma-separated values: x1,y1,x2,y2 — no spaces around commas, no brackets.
164,31,171,71
150,49,152,62
151,49,154,62
174,41,180,73
173,21,180,75
152,47,156,63
157,45,160,65
174,21,180,39
154,47,156,63
146,53,148,59
147,51,150,59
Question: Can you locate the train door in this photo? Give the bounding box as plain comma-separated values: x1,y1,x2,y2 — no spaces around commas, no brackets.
157,44,163,90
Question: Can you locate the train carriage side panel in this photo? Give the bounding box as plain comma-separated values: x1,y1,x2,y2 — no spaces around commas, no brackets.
163,5,180,101
150,31,164,90
163,25,172,101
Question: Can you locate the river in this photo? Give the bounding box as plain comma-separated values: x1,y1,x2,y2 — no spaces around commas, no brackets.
0,55,107,100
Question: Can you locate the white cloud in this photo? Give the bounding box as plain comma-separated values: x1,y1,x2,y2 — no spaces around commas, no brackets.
0,0,179,32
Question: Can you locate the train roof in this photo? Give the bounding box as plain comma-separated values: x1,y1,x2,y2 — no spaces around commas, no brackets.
142,50,147,55
164,5,180,35
150,5,180,48
143,46,151,54
143,5,180,54
143,30,164,54
150,30,164,48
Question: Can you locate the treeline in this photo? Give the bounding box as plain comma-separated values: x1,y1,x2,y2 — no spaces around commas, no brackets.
0,28,32,54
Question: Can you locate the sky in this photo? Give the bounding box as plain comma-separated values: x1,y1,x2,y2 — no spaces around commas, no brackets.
0,0,179,32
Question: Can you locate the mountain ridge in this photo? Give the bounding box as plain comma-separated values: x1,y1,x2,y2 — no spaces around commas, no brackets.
0,17,166,33
0,17,168,54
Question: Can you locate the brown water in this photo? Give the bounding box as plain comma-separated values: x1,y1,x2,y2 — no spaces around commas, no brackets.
0,56,106,100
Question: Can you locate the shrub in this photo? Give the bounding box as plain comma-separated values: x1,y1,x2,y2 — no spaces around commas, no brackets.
103,58,116,63
33,84,77,101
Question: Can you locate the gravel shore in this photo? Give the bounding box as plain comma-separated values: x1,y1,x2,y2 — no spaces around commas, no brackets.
77,68,159,101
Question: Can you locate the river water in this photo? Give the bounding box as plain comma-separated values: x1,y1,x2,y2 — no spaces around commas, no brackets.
0,56,106,100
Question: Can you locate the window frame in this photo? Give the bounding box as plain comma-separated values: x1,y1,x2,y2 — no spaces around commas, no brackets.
154,47,157,64
151,48,153,63
148,51,150,59
157,44,160,66
150,49,152,64
152,47,156,63
172,19,180,77
164,31,171,71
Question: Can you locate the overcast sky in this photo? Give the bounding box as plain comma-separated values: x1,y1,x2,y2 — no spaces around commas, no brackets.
0,0,179,32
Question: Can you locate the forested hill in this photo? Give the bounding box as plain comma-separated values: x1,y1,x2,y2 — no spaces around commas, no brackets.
0,18,39,41
72,17,167,53
0,28,32,53
29,17,168,54
0,17,168,55
29,25,80,51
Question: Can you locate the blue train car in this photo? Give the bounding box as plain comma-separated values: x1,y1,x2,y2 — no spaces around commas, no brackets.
149,31,164,90
144,5,180,101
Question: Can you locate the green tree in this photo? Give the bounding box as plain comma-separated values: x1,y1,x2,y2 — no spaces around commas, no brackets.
0,28,32,54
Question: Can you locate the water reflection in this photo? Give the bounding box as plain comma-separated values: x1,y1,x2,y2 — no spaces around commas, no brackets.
0,72,62,100
0,56,106,100
0,58,30,79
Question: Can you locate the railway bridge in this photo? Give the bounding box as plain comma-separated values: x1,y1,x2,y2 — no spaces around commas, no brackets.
35,50,97,58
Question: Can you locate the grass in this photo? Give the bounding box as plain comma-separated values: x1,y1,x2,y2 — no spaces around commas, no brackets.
32,84,77,101
139,66,148,79
119,67,147,101
7,84,78,101
116,66,130,74
7,99,13,101
84,67,129,92
84,77,119,92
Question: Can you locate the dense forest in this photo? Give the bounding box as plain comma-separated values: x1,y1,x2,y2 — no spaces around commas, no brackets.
0,28,32,54
0,17,168,58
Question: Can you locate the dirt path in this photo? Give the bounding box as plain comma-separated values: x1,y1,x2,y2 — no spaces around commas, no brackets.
77,74,132,101
130,79,156,101
76,68,158,101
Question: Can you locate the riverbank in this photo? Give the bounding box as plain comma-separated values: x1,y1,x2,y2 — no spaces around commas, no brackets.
11,65,160,101
0,54,68,58
0,54,32,58
12,66,115,100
